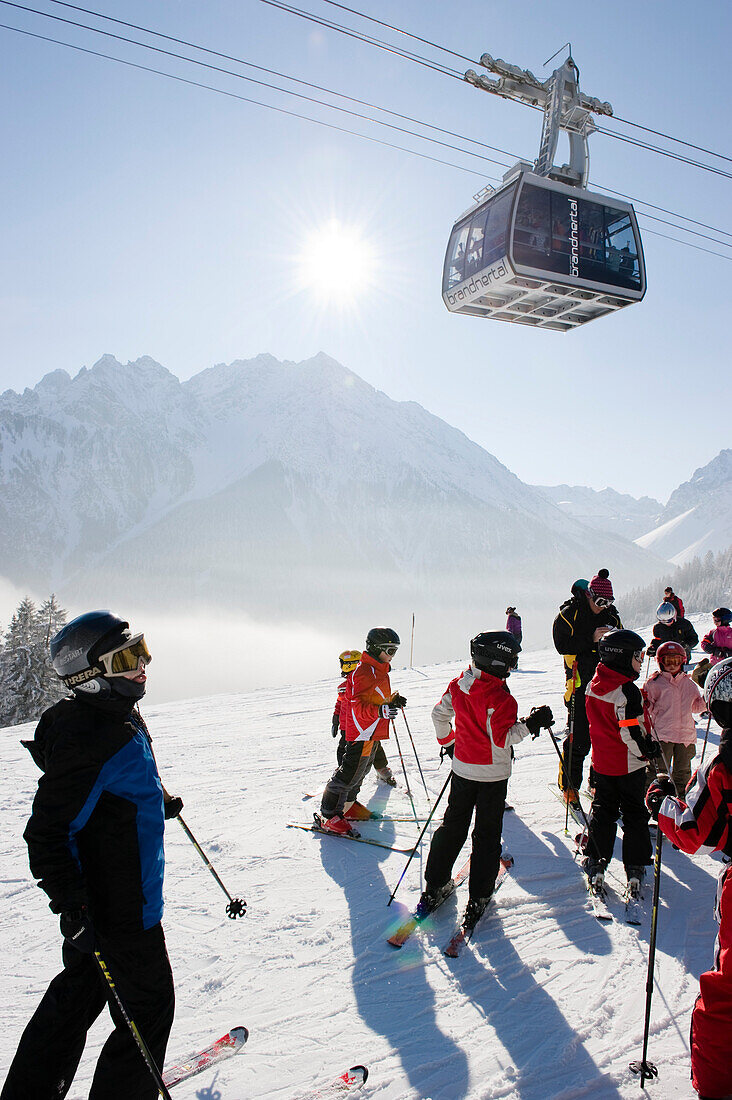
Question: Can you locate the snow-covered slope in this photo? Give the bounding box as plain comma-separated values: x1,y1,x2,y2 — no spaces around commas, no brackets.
0,646,720,1098
0,354,665,661
635,450,732,565
536,484,662,541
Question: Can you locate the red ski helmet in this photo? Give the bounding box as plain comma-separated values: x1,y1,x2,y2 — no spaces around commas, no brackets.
656,641,686,671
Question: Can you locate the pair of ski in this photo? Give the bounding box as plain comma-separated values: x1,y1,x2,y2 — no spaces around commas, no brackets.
287,816,416,854
163,1025,367,1095
587,874,644,925
387,854,514,957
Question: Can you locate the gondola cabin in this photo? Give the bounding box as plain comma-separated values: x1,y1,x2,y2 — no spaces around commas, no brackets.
442,169,646,331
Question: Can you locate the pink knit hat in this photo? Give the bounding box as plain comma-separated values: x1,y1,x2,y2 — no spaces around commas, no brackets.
590,568,613,602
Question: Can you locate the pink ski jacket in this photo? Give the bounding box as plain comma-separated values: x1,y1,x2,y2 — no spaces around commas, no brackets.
643,670,705,745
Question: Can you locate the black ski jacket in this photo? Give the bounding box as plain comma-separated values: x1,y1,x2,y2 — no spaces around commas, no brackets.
647,618,699,657
22,693,166,936
553,595,622,693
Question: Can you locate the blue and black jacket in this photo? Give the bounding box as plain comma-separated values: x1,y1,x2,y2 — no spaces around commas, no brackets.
22,693,166,935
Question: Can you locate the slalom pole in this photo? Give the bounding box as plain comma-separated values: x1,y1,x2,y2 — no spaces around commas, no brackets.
176,815,247,919
563,662,578,835
409,612,415,669
94,950,173,1100
387,768,452,906
401,710,432,807
699,711,713,767
629,823,664,1087
390,719,420,828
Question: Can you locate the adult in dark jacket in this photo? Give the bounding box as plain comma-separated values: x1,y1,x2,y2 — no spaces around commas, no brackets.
663,586,685,619
2,611,180,1100
647,602,699,659
552,570,622,804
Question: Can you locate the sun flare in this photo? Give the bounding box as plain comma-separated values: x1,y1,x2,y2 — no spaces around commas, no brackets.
296,219,376,306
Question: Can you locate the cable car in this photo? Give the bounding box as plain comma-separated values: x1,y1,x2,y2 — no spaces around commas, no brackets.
442,167,646,331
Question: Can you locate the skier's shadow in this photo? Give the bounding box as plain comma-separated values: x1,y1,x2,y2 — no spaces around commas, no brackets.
319,826,471,1099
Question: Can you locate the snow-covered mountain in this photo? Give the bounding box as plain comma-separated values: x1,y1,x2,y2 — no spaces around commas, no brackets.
0,354,666,658
535,484,662,541
635,450,732,565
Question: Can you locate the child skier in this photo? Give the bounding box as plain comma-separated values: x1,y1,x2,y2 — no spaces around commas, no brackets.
419,631,553,928
583,629,658,900
647,601,698,661
646,656,732,1100
319,627,403,835
701,607,732,668
332,649,396,784
2,611,179,1100
643,640,705,795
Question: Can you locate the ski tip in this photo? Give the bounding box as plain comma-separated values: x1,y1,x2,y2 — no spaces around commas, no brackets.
349,1065,368,1082
232,1026,249,1042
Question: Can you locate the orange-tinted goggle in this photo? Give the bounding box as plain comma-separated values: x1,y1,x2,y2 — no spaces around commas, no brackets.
98,634,152,676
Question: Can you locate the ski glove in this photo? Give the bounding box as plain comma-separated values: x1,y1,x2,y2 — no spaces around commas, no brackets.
380,703,399,720
164,795,184,819
645,775,676,820
440,743,455,762
390,693,407,709
524,705,554,738
331,713,340,738
60,907,95,954
640,736,662,760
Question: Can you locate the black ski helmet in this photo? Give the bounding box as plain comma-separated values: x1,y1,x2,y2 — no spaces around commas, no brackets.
365,627,400,659
704,656,732,728
712,607,732,626
470,631,521,678
50,610,148,698
597,629,646,676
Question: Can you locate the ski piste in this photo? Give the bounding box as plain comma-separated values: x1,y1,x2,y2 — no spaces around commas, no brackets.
444,855,514,958
299,1064,368,1098
387,857,471,948
162,1025,248,1088
287,818,414,854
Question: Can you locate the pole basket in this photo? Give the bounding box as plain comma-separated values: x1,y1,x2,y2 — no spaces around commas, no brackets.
226,897,247,919
629,1059,658,1084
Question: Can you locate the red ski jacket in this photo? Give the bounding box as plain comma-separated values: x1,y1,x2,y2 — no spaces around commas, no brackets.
431,665,529,782
656,732,732,857
586,663,648,776
333,681,346,732
343,652,393,743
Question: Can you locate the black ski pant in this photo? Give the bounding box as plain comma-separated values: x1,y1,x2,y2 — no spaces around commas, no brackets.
321,739,378,817
586,769,652,871
336,733,387,772
560,689,593,792
1,923,174,1100
425,772,507,902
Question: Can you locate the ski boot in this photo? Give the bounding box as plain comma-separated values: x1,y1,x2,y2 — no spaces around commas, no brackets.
563,787,582,813
344,801,374,821
463,895,491,930
582,856,607,896
376,766,397,787
416,879,454,919
317,813,360,838
625,865,645,900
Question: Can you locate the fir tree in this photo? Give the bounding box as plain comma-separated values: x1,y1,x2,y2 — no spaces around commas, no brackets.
0,595,67,727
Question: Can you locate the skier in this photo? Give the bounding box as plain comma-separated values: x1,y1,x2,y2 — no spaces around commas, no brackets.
646,601,698,661
332,649,396,785
1,611,179,1100
646,656,732,1100
505,607,522,645
701,608,732,668
553,570,622,808
418,631,553,925
663,585,686,620
642,640,706,795
582,629,657,899
319,628,404,835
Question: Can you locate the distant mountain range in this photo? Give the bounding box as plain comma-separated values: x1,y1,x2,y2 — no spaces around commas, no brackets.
534,484,662,541
0,354,670,657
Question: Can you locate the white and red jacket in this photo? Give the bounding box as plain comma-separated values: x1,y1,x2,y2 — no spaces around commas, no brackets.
642,670,705,746
343,651,393,743
586,663,648,776
333,681,346,733
655,731,732,1100
431,665,530,782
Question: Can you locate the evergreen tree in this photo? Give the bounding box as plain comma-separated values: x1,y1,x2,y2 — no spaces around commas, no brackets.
0,595,67,727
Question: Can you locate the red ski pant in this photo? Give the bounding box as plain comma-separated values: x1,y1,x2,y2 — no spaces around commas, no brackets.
691,864,732,1100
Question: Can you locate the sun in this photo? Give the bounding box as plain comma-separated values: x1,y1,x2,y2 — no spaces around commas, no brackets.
296,219,377,307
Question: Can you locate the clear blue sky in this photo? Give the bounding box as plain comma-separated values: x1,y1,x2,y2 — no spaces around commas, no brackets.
1,0,730,501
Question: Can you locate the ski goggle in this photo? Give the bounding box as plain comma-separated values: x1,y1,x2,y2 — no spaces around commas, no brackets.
97,634,152,676
380,644,399,657
588,590,613,608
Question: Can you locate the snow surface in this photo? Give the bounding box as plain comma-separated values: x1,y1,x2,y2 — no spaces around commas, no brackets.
0,645,724,1099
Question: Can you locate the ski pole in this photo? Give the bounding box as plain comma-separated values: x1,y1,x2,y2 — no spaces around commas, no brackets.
387,768,452,906
699,711,713,767
629,822,664,1087
547,728,606,865
176,815,247,919
390,719,420,829
94,950,173,1100
564,662,578,835
401,710,432,807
